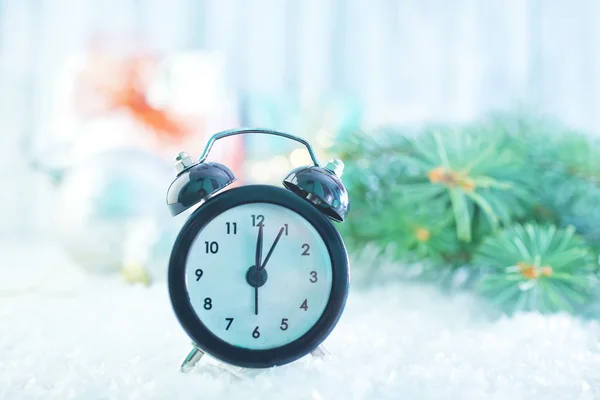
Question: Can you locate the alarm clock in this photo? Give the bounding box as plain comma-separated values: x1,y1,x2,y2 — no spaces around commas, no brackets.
166,128,350,370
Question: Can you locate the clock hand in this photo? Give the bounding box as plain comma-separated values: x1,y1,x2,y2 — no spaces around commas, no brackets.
259,227,285,270
254,286,258,315
254,223,263,315
255,223,263,268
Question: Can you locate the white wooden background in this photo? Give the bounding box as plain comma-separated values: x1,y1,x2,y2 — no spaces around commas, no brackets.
1,0,599,236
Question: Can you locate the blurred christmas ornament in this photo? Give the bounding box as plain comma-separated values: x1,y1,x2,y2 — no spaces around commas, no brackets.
63,45,245,178
45,148,178,283
74,50,193,143
37,42,245,284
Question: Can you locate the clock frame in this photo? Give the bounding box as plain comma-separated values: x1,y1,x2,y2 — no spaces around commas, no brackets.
168,185,350,368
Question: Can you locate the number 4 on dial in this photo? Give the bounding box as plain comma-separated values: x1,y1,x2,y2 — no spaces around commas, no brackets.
300,299,308,311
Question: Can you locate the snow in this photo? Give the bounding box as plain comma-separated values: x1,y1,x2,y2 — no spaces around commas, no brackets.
2,242,600,399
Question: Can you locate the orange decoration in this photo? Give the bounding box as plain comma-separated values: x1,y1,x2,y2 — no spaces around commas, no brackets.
75,51,194,143
518,262,539,279
427,167,452,184
427,166,475,191
414,227,431,242
517,262,554,279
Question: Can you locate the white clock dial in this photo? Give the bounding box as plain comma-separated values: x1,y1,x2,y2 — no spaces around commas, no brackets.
184,203,333,350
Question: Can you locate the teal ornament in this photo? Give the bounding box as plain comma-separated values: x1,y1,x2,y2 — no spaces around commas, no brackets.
50,148,179,280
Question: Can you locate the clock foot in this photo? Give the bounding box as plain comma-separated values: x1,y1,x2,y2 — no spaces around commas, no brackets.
180,344,205,372
179,345,247,377
180,344,330,372
310,344,330,359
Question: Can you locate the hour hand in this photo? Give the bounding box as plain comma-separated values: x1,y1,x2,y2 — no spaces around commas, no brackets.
260,227,285,270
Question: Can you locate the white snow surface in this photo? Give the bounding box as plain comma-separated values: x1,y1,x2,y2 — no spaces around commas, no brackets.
2,242,600,400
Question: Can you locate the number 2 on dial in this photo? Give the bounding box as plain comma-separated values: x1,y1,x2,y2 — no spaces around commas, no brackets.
301,244,310,255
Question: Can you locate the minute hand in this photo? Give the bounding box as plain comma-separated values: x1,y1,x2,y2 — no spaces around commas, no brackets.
259,227,285,270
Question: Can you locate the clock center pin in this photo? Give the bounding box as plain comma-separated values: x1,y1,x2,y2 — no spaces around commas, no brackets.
246,265,268,287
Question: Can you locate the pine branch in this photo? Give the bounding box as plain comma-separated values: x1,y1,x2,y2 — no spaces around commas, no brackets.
474,223,598,314
335,113,600,313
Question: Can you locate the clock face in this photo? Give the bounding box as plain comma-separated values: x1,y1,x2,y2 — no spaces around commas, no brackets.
184,202,333,350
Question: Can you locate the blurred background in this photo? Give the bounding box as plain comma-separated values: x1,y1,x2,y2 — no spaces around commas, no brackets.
1,0,600,283
3,1,600,397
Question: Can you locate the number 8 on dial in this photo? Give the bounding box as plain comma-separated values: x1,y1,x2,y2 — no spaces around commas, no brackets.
167,128,350,370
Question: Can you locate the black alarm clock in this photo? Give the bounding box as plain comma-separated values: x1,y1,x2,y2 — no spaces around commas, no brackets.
166,128,350,370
